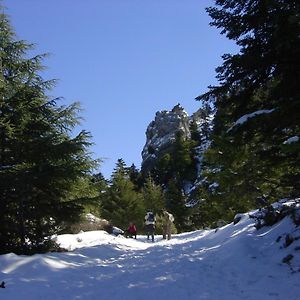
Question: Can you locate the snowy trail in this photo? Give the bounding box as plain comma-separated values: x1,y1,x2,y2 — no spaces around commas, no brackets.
1,215,299,300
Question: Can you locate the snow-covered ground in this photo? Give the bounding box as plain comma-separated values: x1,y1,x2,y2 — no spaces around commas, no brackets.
1,214,299,300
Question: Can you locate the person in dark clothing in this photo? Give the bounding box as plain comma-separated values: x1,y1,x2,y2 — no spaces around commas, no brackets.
124,222,137,239
144,211,156,242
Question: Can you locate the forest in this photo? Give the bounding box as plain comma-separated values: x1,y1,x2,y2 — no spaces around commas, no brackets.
0,0,299,254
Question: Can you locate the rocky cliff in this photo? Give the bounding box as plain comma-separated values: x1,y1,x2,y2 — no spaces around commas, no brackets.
141,104,201,174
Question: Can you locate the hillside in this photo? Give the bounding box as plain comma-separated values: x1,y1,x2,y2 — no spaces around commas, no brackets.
1,208,299,300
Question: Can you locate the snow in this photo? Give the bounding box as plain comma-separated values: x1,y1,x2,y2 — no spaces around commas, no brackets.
209,182,219,190
85,213,101,223
185,199,200,207
1,214,299,300
283,136,299,145
228,109,275,131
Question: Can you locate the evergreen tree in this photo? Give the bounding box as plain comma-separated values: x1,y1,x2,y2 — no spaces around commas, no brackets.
142,176,165,214
189,119,200,143
0,10,97,254
83,172,108,217
196,0,300,221
153,153,173,186
196,102,214,144
127,163,143,191
165,179,191,232
101,160,145,230
153,131,198,188
112,159,127,177
149,130,200,231
172,131,198,184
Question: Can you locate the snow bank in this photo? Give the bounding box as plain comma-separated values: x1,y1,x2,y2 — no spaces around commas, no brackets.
1,210,299,300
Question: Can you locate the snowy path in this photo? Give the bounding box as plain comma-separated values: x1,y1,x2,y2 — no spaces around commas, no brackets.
1,215,299,300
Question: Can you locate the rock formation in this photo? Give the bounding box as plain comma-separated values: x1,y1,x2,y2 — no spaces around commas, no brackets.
141,104,197,174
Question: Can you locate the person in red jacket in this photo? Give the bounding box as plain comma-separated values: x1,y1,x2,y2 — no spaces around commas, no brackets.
125,222,137,239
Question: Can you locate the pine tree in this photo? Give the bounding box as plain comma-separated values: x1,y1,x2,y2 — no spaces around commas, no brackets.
80,172,108,217
165,179,191,232
101,160,145,230
172,131,198,184
194,102,214,144
189,119,200,143
112,159,127,177
148,130,200,230
153,131,198,188
0,10,97,254
127,163,143,191
196,0,300,219
153,153,173,186
142,176,165,214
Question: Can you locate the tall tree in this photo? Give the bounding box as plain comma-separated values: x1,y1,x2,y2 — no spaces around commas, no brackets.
0,10,97,254
196,0,300,218
127,163,143,191
152,131,198,188
101,160,145,230
172,131,198,184
165,179,191,232
81,172,108,217
142,176,165,214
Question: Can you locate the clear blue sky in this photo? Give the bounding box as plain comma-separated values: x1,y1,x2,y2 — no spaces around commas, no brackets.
4,0,238,178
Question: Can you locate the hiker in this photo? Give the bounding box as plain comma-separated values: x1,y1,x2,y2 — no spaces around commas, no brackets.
144,211,156,242
162,209,174,240
124,222,137,239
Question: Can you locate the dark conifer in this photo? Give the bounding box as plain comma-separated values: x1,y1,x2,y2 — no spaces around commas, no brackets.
101,160,145,230
0,9,97,254
142,176,165,213
196,0,300,219
165,179,191,232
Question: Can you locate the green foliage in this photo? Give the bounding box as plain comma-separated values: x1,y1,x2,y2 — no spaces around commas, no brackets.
165,179,192,232
152,130,199,188
101,159,145,231
80,172,108,217
193,102,214,144
0,9,98,254
142,176,165,213
193,0,300,226
153,153,173,185
127,163,143,191
147,130,200,231
172,131,198,184
155,214,177,235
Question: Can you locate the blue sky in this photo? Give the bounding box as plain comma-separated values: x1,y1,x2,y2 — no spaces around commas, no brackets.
5,0,238,178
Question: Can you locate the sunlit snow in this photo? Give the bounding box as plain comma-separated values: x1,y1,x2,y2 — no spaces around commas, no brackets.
1,213,299,300
228,109,275,131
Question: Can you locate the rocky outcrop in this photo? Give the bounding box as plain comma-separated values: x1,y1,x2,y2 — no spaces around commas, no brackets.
141,104,197,174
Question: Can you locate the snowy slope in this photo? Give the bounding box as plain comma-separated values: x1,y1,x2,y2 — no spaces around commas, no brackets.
0,214,299,300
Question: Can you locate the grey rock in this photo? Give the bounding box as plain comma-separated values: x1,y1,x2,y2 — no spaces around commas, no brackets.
141,104,203,174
